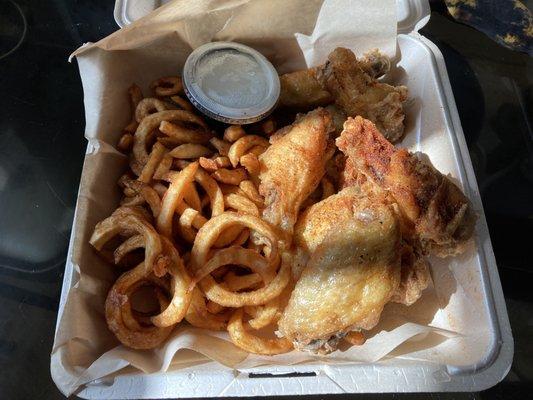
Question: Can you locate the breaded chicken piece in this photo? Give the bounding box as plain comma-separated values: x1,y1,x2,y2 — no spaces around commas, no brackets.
278,187,401,353
392,241,431,306
258,108,334,244
358,49,391,79
318,47,408,142
279,67,333,109
338,171,431,305
279,49,392,112
336,116,476,257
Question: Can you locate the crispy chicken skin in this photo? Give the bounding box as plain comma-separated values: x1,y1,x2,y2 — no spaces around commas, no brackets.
392,241,431,306
325,104,347,136
278,187,401,353
318,47,408,142
336,116,476,257
279,67,333,109
258,108,334,244
358,49,391,79
336,171,431,305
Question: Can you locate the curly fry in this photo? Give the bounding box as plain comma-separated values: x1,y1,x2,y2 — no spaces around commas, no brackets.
213,225,245,248
215,156,231,168
157,162,199,237
151,237,192,327
194,168,225,217
206,301,226,314
159,120,212,144
199,157,218,172
200,256,290,307
106,263,174,349
212,168,248,185
183,182,202,211
185,287,230,331
223,125,246,142
177,207,202,243
244,297,281,330
170,95,194,111
224,193,259,216
224,271,262,291
153,154,173,180
179,207,200,228
139,142,167,183
176,202,207,230
249,145,267,157
151,76,183,96
199,156,231,172
90,208,163,276
239,153,261,176
121,284,169,331
157,136,183,148
169,144,212,159
123,84,143,134
228,135,270,167
135,98,174,123
140,185,162,217
117,133,134,153
209,137,231,156
121,178,161,214
133,110,208,168
239,180,264,206
191,212,279,270
261,119,276,135
231,228,250,246
113,234,145,265
192,247,274,287
227,309,292,355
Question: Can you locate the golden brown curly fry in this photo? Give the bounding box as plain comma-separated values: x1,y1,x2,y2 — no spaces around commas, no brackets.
151,76,183,96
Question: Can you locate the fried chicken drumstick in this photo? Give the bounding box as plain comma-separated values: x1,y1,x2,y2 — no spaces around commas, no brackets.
318,48,408,143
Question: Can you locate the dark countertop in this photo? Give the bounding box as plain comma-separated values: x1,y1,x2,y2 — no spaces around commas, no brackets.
0,0,531,399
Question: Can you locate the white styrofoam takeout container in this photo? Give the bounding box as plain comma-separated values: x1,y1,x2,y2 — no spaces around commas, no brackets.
56,0,512,397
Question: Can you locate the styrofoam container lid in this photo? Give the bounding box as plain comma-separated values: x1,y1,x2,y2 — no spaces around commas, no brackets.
182,42,280,124
397,0,430,33
115,0,431,33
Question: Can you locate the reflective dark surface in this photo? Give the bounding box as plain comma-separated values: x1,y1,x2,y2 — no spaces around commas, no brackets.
0,0,531,399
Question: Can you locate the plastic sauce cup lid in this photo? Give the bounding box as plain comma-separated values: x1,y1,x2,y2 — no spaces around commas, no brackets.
183,42,280,124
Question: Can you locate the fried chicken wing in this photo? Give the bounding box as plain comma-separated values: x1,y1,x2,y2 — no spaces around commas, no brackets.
278,48,404,141
278,187,401,353
336,116,476,257
337,168,431,305
258,108,334,244
318,47,408,142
